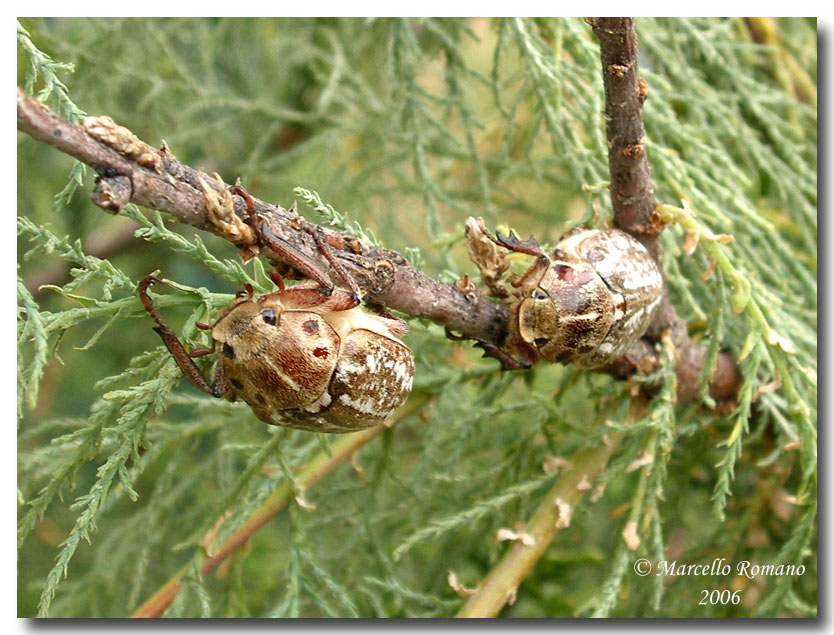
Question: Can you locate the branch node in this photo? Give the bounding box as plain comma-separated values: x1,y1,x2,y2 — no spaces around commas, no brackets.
91,175,132,214
608,63,631,76
197,172,257,248
83,115,163,173
638,77,649,102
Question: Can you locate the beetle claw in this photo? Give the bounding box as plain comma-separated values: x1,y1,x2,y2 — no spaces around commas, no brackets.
473,340,533,371
495,231,544,257
445,328,531,371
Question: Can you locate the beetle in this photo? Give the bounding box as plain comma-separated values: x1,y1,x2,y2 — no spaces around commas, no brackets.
139,272,414,433
464,219,663,369
138,184,414,433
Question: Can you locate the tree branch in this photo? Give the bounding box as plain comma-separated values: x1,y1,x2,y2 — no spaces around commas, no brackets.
586,18,740,402
17,88,507,346
18,82,738,401
456,434,619,617
587,18,661,254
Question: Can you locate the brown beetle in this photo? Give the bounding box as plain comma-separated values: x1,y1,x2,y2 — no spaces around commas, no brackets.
139,184,414,433
464,219,663,369
508,227,663,367
140,273,414,433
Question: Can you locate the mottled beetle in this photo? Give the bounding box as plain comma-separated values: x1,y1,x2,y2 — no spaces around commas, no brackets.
139,187,414,433
464,218,664,369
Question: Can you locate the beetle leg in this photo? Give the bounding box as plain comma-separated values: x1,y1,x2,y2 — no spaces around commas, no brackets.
477,342,534,371
230,185,362,298
476,224,549,291
299,221,363,300
256,221,337,293
190,341,216,358
228,185,259,230
138,275,226,398
212,356,233,399
268,269,286,292
257,270,359,311
230,185,334,292
493,230,546,258
319,288,361,311
510,254,550,290
444,328,533,371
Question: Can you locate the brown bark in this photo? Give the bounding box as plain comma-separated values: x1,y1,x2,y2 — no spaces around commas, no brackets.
587,18,740,403
586,17,661,257
17,88,508,346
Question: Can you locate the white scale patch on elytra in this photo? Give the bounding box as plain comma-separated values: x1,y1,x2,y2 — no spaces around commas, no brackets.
338,393,381,415
327,334,414,419
396,369,413,393
598,293,662,360
621,265,663,291
338,361,364,376
596,340,615,355
560,312,601,323
302,389,332,413
622,294,661,330
611,235,631,251
393,359,411,384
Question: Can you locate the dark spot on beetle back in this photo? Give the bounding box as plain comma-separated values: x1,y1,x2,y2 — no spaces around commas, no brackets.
555,265,574,282
313,347,329,358
223,343,236,359
303,319,319,335
230,378,243,390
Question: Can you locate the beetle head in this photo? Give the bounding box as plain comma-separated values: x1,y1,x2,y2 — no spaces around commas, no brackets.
517,259,615,363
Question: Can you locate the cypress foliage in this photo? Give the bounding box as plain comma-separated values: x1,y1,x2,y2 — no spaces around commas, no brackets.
17,18,816,617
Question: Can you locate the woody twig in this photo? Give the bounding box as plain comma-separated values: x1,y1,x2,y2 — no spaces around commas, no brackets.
586,18,739,402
